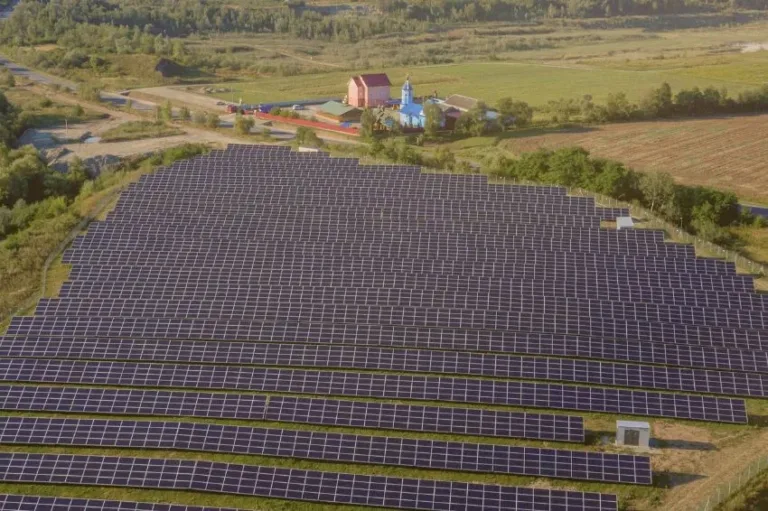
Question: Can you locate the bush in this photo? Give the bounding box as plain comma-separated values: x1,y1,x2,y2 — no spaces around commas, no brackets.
205,114,220,129
192,111,207,126
234,114,254,135
295,126,323,148
77,84,102,102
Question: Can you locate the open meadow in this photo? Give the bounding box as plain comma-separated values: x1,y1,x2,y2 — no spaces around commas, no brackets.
205,54,768,108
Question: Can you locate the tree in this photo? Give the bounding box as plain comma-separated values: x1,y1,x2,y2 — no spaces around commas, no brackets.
423,103,442,138
179,106,191,121
691,202,726,241
640,82,673,118
159,100,173,121
234,114,254,135
603,92,635,121
295,126,323,147
496,97,533,127
639,172,676,214
125,98,133,111
360,108,376,140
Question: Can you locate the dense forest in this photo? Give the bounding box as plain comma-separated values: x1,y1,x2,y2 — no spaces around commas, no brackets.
2,0,768,51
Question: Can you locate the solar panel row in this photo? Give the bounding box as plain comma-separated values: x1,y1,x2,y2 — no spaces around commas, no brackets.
83,220,664,243
4,328,767,374
2,338,764,398
47,285,768,329
0,386,584,441
59,277,765,312
61,260,746,291
0,417,648,482
108,209,602,228
0,358,747,422
0,453,620,511
0,495,244,511
30,298,768,350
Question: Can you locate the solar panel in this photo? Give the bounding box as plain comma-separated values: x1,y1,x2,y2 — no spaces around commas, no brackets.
1,338,763,398
0,417,649,482
5,325,768,375
29,297,767,350
58,275,763,312
0,453,620,511
0,385,266,420
0,386,584,441
0,495,246,511
0,358,747,422
266,396,585,442
48,280,768,330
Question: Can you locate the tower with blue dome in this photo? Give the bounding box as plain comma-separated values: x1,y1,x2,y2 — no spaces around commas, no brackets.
399,75,426,128
401,75,414,108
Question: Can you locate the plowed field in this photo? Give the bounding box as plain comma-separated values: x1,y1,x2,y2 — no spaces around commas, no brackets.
502,113,768,203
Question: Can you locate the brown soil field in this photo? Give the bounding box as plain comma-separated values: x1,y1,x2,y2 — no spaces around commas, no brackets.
502,113,768,203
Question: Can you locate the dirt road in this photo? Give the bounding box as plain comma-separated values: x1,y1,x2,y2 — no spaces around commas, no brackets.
33,87,268,160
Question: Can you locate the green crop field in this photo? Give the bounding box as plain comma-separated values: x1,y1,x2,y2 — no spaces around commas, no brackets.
209,53,768,108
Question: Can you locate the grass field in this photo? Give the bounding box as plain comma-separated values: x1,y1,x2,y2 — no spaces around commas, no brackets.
5,87,106,127
497,113,768,204
203,46,768,108
100,121,184,143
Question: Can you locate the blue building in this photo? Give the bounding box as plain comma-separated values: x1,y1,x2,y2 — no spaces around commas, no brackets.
399,76,425,128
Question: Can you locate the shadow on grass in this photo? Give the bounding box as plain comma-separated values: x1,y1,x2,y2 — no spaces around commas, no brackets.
651,438,717,451
495,124,600,142
655,471,708,488
748,414,768,427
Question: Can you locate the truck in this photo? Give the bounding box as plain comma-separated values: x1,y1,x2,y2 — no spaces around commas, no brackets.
225,104,256,114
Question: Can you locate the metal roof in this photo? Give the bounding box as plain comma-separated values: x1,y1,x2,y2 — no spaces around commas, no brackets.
444,94,478,111
617,420,650,429
357,73,392,88
319,101,358,117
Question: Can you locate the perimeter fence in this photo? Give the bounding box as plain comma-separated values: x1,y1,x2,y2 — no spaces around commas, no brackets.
694,455,768,511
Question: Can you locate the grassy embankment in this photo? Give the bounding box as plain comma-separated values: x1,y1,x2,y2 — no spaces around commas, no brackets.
100,121,184,142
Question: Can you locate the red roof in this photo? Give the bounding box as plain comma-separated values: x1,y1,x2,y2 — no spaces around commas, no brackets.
357,73,391,88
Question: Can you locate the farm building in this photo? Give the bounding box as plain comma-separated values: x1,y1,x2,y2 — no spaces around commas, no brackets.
348,73,392,108
443,93,499,120
316,101,362,124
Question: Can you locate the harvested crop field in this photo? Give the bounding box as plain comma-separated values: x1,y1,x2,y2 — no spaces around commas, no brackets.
502,113,768,203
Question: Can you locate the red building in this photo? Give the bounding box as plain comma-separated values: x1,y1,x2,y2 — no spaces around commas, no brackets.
347,73,391,108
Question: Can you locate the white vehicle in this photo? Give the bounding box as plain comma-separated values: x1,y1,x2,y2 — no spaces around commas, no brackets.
292,104,305,111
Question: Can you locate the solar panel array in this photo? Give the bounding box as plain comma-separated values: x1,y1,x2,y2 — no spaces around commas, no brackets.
0,417,649,482
0,386,583,441
2,143,766,510
0,453,620,511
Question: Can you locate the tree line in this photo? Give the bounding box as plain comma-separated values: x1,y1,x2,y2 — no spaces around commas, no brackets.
4,0,767,53
349,138,759,242
546,82,768,123
0,90,89,240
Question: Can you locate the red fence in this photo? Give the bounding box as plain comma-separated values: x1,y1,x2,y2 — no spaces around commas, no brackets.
254,113,360,137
